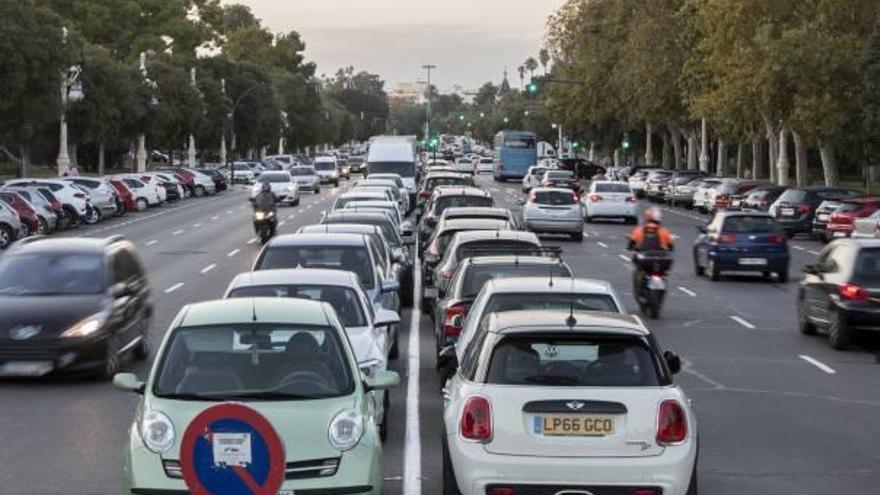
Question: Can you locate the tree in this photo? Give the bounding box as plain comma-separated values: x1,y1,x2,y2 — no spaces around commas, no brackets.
539,48,550,75
517,65,525,90
864,21,880,181
524,57,538,79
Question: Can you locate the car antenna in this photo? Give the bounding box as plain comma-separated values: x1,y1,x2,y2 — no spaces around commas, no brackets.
250,271,258,322
565,275,576,328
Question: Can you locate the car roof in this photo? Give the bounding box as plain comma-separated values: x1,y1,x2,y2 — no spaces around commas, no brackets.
442,207,510,217
179,297,331,327
483,276,614,294
432,186,490,197
227,269,360,290
486,310,647,336
530,187,578,194
465,255,566,267
265,232,367,247
453,230,539,243
323,211,391,223
340,191,386,198
300,223,380,236
437,218,510,231
425,172,468,179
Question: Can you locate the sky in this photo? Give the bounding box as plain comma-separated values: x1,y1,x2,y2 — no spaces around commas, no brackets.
230,0,566,92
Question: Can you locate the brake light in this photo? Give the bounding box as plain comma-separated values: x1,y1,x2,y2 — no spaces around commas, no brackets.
460,396,492,441
712,234,737,244
442,303,466,337
838,284,868,302
419,189,430,199
626,196,637,202
487,488,514,495
767,234,786,245
656,400,687,445
796,203,812,214
631,490,660,495
715,194,729,206
590,194,603,202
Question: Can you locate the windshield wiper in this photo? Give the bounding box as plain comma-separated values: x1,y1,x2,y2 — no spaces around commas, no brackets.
216,391,324,400
156,392,223,401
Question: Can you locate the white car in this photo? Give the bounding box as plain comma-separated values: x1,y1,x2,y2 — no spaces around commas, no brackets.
453,157,475,175
250,171,300,205
289,166,321,193
522,165,552,192
584,181,638,224
223,268,400,438
521,187,585,241
6,178,91,222
476,157,495,174
441,309,697,495
314,156,340,186
692,178,722,213
115,174,163,206
228,162,256,183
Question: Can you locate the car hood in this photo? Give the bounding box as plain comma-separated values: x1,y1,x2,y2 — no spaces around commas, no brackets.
0,295,106,340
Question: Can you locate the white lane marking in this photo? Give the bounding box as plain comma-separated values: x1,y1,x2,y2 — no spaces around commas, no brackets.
808,250,820,255
279,221,286,227
164,282,184,294
211,216,219,220
799,354,837,374
193,223,202,228
404,242,422,495
227,249,240,257
730,315,756,329
247,238,258,245
597,241,609,248
145,240,158,247
200,263,217,274
306,204,312,210
793,245,806,251
582,231,590,238
172,230,183,236
678,286,698,297
618,254,631,262
288,213,295,219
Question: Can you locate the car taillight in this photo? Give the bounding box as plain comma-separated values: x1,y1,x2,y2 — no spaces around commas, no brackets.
838,283,868,302
442,303,466,337
715,194,729,205
460,396,491,441
419,190,430,199
656,400,687,445
796,203,812,214
590,194,602,202
626,196,637,202
767,234,786,245
712,234,737,244
528,192,537,203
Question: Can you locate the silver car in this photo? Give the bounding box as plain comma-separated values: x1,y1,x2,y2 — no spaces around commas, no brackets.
63,177,118,221
0,201,23,248
521,187,585,241
289,166,321,193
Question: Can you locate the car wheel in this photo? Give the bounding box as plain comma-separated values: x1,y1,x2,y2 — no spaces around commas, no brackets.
827,310,851,350
84,208,100,225
442,436,463,495
379,391,390,442
36,217,47,235
401,267,414,308
693,254,705,276
389,327,400,360
64,206,80,228
135,198,148,211
194,185,206,198
685,462,698,495
571,231,584,242
0,224,13,249
797,296,817,335
100,335,121,381
776,270,788,284
708,260,720,281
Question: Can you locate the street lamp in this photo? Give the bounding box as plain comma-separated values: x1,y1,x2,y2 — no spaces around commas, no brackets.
187,67,199,167
56,27,85,177
421,64,436,144
136,52,158,172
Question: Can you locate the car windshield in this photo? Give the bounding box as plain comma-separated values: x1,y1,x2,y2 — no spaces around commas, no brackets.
778,189,807,203
314,162,336,170
0,253,104,296
722,216,780,233
486,334,661,387
427,177,473,190
368,162,415,177
534,191,576,205
256,246,374,289
437,223,508,253
436,195,493,215
227,285,367,327
290,168,315,176
531,167,548,177
836,202,867,213
258,173,290,183
462,265,573,298
595,183,630,193
154,324,354,400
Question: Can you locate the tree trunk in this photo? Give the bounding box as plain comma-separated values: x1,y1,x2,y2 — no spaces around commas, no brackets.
776,128,791,186
98,142,106,176
669,124,683,170
645,122,654,166
763,115,778,183
819,141,839,186
792,130,808,186
18,144,28,179
716,138,726,177
69,143,78,168
661,132,672,169
752,139,763,179
736,142,744,178
687,132,698,171
699,118,710,172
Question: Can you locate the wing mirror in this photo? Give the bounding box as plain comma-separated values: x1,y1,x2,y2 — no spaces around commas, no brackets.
663,351,682,375
364,370,400,391
381,279,401,294
374,308,400,328
436,345,459,382
112,373,145,394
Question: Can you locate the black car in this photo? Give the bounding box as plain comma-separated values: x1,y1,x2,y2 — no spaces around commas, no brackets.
772,186,862,236
200,168,228,192
348,157,367,175
557,158,606,180
0,236,152,379
418,186,494,247
432,254,571,353
799,239,880,349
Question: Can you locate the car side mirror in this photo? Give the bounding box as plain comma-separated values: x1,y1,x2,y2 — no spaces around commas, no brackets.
374,308,400,328
112,373,145,394
436,345,459,379
381,279,401,294
364,370,400,391
663,351,682,375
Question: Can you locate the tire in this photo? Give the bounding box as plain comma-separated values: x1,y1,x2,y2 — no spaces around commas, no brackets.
827,310,851,350
63,206,80,228
0,224,13,249
194,186,206,198
36,217,47,235
776,270,788,284
389,327,400,360
136,198,149,212
647,290,661,319
571,231,584,242
99,335,121,381
379,391,390,442
401,267,414,308
584,215,593,223
693,255,705,276
133,328,150,360
708,260,720,281
797,296,817,335
314,186,320,194
84,208,100,225
686,462,698,495
442,437,462,495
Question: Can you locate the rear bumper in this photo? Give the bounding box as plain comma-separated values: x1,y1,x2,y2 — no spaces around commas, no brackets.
776,216,812,233
586,203,637,218
524,217,584,233
840,304,880,331
708,251,790,272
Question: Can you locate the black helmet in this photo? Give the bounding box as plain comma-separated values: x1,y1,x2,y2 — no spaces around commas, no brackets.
261,182,271,193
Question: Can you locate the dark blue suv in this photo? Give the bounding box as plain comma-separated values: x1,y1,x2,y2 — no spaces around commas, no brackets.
693,212,791,282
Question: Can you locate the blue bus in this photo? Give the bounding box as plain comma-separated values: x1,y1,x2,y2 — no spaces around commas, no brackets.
493,130,537,181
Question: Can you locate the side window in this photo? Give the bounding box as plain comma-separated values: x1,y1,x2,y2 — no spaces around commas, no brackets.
817,247,840,273
367,240,385,280
112,248,141,284
460,321,490,381
827,246,850,273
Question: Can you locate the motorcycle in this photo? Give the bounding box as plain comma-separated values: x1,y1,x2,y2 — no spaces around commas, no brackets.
253,209,276,244
632,251,672,319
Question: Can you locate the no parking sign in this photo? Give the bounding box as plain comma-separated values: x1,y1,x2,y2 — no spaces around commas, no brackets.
180,403,286,495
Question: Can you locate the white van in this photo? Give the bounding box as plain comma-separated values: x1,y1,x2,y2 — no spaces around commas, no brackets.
367,136,417,208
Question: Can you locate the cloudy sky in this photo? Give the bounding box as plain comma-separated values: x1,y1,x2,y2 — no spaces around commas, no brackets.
232,0,565,91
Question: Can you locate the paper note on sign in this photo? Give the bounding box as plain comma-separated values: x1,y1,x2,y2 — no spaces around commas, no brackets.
212,432,252,467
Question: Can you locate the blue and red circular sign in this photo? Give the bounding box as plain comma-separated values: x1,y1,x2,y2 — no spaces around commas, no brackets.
180,403,286,495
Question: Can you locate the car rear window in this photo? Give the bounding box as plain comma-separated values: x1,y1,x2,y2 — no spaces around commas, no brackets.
534,191,576,205
290,168,315,176
778,189,807,203
458,240,539,261
836,203,864,213
462,265,573,298
314,162,336,170
852,248,880,286
722,216,780,233
530,167,548,177
227,285,366,327
546,171,573,179
485,334,661,386
256,246,374,289
594,183,630,193
482,293,619,319
436,195,493,214
259,173,290,183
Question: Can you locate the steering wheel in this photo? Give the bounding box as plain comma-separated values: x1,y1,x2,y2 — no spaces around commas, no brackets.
276,371,337,394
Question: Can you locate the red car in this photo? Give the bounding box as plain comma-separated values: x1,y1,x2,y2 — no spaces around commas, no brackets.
0,191,41,236
109,179,136,213
826,197,880,239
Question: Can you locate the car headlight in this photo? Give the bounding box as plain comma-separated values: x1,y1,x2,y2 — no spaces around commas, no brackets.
359,358,384,378
286,186,295,192
60,311,108,338
328,408,363,451
139,410,175,454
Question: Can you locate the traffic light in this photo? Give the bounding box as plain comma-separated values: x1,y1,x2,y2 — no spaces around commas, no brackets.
527,82,538,95
622,138,631,150
459,114,465,121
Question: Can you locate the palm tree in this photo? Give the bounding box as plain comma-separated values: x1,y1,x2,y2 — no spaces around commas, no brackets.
517,65,525,90
524,57,538,79
539,49,550,75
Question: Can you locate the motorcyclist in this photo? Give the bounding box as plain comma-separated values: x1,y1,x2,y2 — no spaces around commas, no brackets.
253,182,277,234
627,207,674,294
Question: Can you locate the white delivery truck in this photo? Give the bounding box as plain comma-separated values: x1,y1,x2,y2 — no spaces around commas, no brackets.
367,136,417,211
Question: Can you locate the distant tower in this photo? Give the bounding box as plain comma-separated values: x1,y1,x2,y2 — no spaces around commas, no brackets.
496,69,511,99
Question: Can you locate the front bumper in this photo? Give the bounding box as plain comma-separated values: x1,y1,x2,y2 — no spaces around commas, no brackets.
448,439,696,495
0,334,109,377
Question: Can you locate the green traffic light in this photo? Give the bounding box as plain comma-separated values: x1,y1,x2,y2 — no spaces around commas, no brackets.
622,140,631,150
527,83,538,94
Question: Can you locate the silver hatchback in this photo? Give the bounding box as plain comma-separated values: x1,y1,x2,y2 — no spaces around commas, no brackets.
521,187,585,241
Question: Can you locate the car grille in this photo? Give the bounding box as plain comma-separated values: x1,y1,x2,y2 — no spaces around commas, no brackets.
162,457,340,480
486,485,663,495
0,340,67,361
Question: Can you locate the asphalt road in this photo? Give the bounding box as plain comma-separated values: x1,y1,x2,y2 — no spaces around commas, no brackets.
1,175,879,495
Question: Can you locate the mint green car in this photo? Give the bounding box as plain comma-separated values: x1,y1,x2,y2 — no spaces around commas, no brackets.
113,297,399,495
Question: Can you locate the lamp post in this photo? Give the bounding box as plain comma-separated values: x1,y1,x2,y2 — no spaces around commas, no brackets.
552,123,563,158
187,67,198,167
56,27,84,177
219,78,227,167
421,64,436,142
279,110,289,155
137,52,158,172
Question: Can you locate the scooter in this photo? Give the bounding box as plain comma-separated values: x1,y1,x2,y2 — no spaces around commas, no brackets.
254,209,276,244
632,251,672,319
